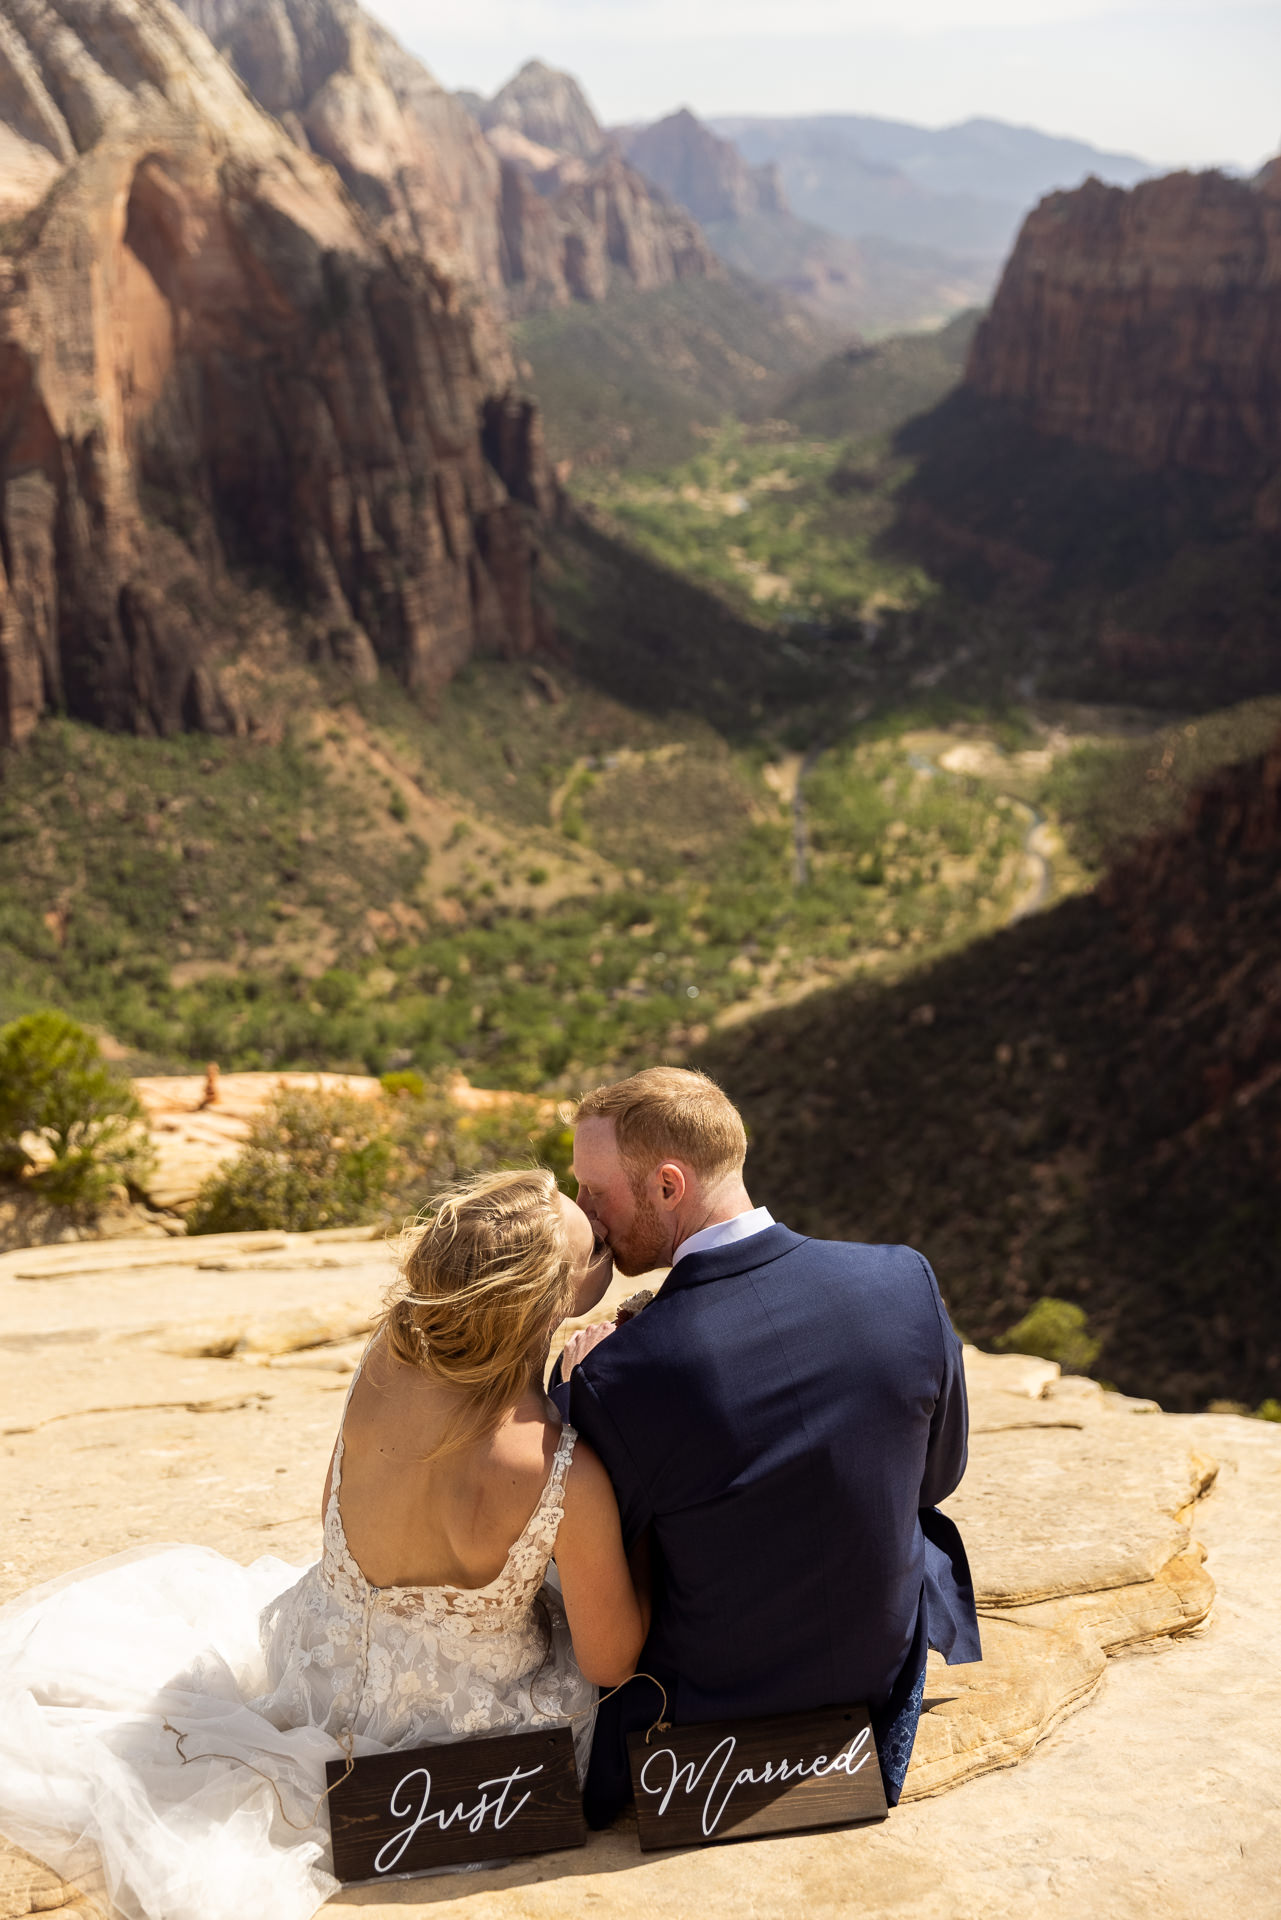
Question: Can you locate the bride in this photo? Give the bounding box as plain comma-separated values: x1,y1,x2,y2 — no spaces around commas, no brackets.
0,1168,647,1920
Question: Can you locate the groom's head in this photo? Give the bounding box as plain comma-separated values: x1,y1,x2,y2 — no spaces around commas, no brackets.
572,1067,750,1276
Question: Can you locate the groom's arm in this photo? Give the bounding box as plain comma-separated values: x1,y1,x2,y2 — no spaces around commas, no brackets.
915,1253,982,1664
558,1360,654,1548
918,1254,970,1509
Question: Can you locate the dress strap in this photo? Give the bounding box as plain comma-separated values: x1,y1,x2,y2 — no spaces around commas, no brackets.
534,1421,577,1537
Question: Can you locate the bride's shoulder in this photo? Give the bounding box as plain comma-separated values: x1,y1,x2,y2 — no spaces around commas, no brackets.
558,1434,615,1521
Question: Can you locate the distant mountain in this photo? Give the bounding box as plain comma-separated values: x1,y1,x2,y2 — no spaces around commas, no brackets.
701,216,990,338
452,59,722,316
615,109,785,223
477,58,608,161
710,113,1160,262
614,108,991,336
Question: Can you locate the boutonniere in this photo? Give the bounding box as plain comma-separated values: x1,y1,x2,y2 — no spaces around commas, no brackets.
614,1289,655,1325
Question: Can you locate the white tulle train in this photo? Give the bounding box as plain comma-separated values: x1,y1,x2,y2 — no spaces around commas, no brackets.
0,1545,339,1920
0,1397,594,1920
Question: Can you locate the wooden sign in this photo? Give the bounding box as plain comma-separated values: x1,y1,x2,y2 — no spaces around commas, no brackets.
628,1703,887,1851
325,1726,585,1882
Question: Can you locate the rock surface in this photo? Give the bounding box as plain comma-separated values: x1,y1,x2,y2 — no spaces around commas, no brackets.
0,0,549,749
180,0,509,354
461,60,721,320
476,62,607,166
1,1230,1274,1916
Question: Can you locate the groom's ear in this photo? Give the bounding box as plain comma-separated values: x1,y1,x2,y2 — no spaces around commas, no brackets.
657,1161,687,1209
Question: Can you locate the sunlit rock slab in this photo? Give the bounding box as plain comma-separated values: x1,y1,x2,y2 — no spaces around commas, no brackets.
0,1241,1251,1918
327,1420,1281,1920
945,1419,1216,1605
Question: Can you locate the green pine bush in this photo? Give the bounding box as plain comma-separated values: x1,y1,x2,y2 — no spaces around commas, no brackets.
189,1088,396,1235
996,1297,1102,1375
0,1011,153,1210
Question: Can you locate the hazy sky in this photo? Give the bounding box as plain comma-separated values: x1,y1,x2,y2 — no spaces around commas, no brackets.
370,2,1279,171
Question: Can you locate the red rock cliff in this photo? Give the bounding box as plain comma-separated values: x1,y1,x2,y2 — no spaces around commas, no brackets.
0,0,548,750
892,158,1281,696
178,9,720,323
966,167,1281,496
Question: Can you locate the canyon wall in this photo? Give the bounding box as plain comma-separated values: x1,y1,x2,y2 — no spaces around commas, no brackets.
0,0,548,750
467,60,722,320
966,166,1281,498
180,0,509,336
896,160,1281,694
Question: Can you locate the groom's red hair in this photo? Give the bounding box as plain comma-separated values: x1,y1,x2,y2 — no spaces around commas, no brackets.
575,1067,747,1186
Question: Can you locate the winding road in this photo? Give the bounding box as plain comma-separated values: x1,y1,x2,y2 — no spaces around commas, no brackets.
1008,800,1053,920
791,745,824,887
792,745,1054,924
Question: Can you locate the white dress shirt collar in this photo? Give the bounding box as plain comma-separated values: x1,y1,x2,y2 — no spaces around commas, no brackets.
670,1206,775,1267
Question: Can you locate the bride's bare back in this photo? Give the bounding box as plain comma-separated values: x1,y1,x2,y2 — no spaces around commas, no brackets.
329,1339,561,1591
322,1175,647,1685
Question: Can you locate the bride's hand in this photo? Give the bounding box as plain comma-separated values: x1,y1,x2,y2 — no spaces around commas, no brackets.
563,1322,616,1379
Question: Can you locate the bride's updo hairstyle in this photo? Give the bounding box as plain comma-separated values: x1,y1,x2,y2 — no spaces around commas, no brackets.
380,1168,573,1455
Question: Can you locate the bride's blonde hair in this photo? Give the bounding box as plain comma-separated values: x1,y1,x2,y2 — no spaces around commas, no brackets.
379,1167,573,1457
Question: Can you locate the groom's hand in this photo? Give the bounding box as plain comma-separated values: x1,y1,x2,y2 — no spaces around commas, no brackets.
563,1322,616,1380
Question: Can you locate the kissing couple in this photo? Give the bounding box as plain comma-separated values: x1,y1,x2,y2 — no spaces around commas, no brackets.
0,1068,979,1919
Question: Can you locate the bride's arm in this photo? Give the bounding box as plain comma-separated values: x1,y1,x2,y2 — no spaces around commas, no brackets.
554,1441,651,1688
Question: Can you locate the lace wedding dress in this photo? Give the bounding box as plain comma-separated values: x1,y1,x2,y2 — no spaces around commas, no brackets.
0,1362,595,1920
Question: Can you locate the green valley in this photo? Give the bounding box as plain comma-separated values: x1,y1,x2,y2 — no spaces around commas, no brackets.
8,632,1276,1114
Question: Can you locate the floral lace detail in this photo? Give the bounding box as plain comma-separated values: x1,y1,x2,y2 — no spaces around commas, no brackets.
252,1362,596,1777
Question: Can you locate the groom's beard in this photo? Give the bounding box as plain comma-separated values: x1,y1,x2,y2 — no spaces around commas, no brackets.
610,1192,672,1278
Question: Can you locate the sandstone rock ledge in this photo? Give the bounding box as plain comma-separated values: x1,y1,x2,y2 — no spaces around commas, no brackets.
1,1234,1277,1918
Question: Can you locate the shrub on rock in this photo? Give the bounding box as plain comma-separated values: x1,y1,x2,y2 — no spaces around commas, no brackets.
189,1088,397,1235
997,1297,1102,1375
0,1011,153,1210
188,1077,572,1235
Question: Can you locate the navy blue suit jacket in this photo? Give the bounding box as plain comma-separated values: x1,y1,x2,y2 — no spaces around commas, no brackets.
550,1225,980,1825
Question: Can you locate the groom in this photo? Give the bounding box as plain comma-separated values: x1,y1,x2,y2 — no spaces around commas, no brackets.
550,1066,980,1827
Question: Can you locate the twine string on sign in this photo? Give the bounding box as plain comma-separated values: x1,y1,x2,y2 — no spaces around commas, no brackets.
164,1591,670,1829
529,1590,670,1738
162,1720,355,1834
566,1671,670,1739
162,1677,669,1831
